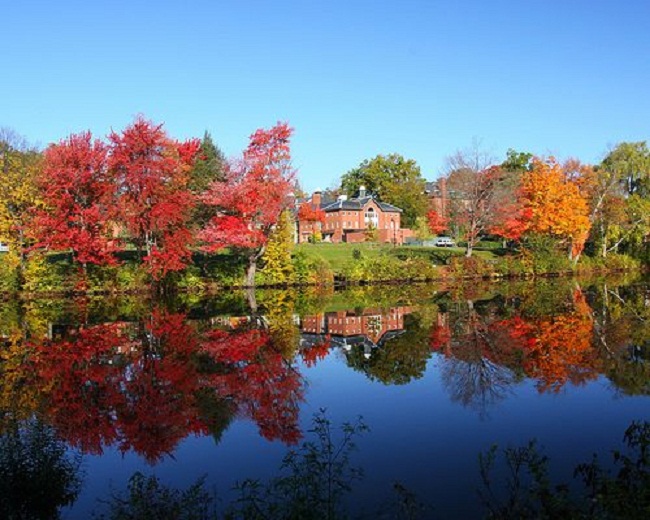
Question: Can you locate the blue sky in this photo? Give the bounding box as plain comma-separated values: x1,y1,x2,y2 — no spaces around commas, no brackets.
2,0,649,191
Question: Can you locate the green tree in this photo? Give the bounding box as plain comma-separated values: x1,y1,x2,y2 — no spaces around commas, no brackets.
501,148,533,173
340,153,427,227
601,141,650,197
188,131,226,194
188,132,227,228
596,142,650,261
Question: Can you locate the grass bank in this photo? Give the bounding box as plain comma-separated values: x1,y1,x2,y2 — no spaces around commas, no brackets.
0,242,643,297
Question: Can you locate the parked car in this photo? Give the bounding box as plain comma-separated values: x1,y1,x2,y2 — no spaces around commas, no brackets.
433,237,455,247
0,242,8,253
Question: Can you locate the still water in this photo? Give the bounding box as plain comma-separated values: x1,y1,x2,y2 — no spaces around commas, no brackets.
1,274,648,518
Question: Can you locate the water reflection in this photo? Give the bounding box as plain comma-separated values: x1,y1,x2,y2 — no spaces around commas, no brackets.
0,275,648,516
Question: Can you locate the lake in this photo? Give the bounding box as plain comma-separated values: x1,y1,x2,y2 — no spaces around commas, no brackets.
1,273,648,518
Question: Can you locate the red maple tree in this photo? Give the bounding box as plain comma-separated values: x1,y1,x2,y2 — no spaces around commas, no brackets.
33,132,118,267
108,116,200,279
199,122,296,286
297,202,326,223
426,209,449,235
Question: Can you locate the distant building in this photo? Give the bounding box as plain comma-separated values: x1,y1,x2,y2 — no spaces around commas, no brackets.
425,178,449,217
295,186,413,244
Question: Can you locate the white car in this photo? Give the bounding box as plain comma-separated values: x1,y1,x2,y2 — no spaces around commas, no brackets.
0,242,8,253
433,237,455,247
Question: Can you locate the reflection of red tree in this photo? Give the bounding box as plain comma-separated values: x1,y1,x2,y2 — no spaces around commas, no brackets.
429,325,452,353
203,327,304,444
31,312,210,463
31,323,126,454
28,312,305,462
300,335,331,368
117,311,207,461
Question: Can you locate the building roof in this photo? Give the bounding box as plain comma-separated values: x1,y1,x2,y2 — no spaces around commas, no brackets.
321,196,402,213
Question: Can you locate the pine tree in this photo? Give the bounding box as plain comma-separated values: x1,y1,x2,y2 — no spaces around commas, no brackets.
189,132,227,227
189,132,226,194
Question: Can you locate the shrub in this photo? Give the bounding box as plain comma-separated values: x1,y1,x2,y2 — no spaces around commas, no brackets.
448,256,496,278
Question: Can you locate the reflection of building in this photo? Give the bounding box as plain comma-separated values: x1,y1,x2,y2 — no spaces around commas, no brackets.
295,187,414,244
300,306,414,358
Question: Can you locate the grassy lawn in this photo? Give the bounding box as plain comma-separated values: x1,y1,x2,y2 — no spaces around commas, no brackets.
295,242,499,272
295,243,389,270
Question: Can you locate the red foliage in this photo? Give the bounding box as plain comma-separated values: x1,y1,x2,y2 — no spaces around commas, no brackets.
426,210,449,234
429,324,452,352
300,336,331,367
202,325,304,444
298,202,326,223
108,116,195,278
33,132,119,265
199,122,295,254
488,204,532,241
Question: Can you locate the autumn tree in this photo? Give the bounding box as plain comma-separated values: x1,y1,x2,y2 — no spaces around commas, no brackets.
33,131,118,269
445,144,501,257
297,201,325,242
199,122,296,287
259,210,295,286
0,127,42,273
426,209,449,235
108,116,200,279
340,153,427,227
521,158,591,262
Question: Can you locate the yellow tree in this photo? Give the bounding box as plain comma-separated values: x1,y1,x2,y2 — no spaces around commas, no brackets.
259,209,295,286
0,128,42,273
522,158,591,262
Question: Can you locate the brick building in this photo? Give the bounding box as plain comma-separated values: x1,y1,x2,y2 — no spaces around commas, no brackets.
296,187,413,244
425,178,449,217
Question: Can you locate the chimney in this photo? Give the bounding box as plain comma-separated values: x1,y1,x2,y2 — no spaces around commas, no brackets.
312,190,322,207
359,185,367,198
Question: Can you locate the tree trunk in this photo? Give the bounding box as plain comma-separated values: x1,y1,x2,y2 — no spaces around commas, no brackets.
245,258,257,288
465,241,473,257
244,245,266,288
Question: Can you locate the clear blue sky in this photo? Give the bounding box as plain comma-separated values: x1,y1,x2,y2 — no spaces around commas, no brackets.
2,0,649,191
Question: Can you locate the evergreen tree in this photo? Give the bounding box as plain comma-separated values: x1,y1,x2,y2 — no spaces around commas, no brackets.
189,131,226,194
189,131,227,227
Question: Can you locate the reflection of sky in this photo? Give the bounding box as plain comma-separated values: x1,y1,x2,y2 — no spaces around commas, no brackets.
69,346,649,519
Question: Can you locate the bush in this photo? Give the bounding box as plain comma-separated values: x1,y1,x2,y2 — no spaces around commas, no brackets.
448,256,496,278
341,255,438,283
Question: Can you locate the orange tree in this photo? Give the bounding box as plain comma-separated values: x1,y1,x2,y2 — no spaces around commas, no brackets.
521,158,591,262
